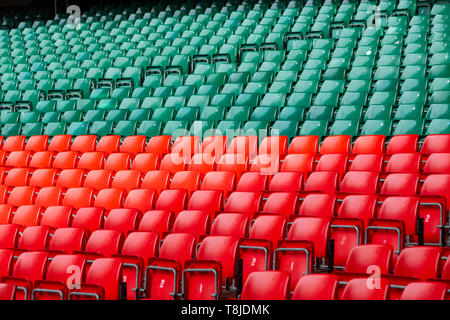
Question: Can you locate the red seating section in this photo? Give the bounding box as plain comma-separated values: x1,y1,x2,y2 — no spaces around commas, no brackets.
0,134,449,300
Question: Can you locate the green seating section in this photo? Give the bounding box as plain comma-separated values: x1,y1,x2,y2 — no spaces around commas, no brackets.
0,0,449,138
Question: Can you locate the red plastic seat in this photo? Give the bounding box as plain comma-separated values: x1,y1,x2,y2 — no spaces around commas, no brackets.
77,152,105,170
0,249,14,277
341,278,389,300
421,134,450,157
1,251,49,300
216,153,248,179
31,254,87,300
141,170,170,194
182,236,239,300
240,271,290,300
71,207,105,233
96,135,120,154
16,226,50,252
316,154,348,175
56,169,85,189
384,153,421,173
83,230,123,258
236,172,268,192
124,189,156,214
210,213,248,237
62,187,95,209
304,171,338,193
393,246,442,281
298,194,336,218
343,244,393,274
227,136,258,160
420,174,450,244
5,150,32,167
4,168,31,186
319,135,351,154
287,136,319,154
48,135,71,152
94,188,125,212
268,172,303,192
239,215,286,283
261,192,298,218
339,171,379,194
223,191,261,220
349,154,384,172
29,151,54,169
292,274,338,300
52,151,79,170
104,208,140,235
113,231,158,300
47,228,87,254
68,258,123,300
187,153,215,176
40,206,73,229
0,225,19,249
386,134,419,155
171,136,199,157
120,135,146,157
154,189,187,218
170,171,201,195
2,136,26,152
143,233,195,300
172,210,210,239
201,171,236,197
280,154,315,173
160,153,189,174
111,170,142,193
258,136,288,156
144,135,171,155
423,153,450,174
83,169,113,190
104,152,131,171
0,283,16,300
400,282,447,300
274,217,329,290
351,135,385,156
138,210,174,236
380,173,419,196
11,205,43,228
7,186,36,207
188,190,223,219
130,153,159,172
34,187,63,208
250,153,279,174
200,136,227,159
29,168,58,188
71,135,97,153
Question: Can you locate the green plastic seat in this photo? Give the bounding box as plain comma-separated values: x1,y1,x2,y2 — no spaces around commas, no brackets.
113,120,137,136
141,97,163,110
426,105,450,120
369,91,396,107
360,120,392,135
90,121,114,137
251,107,277,122
299,120,328,136
335,106,363,120
225,107,251,122
189,120,214,137
200,106,226,124
19,111,40,124
215,120,242,137
44,122,66,136
21,122,43,136
152,107,175,122
278,107,304,121
105,110,128,122
365,105,393,120
162,120,189,138
394,105,423,120
242,121,268,137
329,120,359,136
306,106,334,121
0,111,19,124
270,120,298,138
313,92,339,106
393,119,424,135
175,107,199,122
67,121,90,136
340,92,367,106
35,100,56,113
61,110,83,123
136,120,162,137
84,110,106,123
42,112,61,124
430,91,450,105
128,109,151,122
426,119,450,134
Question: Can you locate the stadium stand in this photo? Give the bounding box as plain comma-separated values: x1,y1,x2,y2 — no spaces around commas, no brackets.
0,0,449,300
